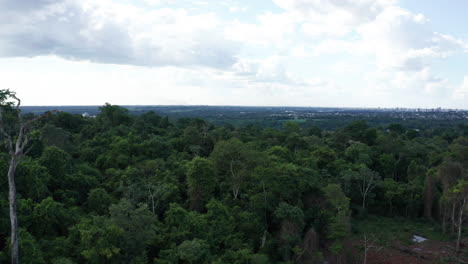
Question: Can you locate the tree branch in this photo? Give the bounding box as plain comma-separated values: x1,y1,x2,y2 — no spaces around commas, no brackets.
0,108,14,154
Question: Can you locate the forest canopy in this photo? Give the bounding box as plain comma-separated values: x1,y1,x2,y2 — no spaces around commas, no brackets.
0,102,467,264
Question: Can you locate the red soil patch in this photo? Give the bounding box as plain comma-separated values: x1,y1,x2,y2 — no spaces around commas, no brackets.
359,239,467,264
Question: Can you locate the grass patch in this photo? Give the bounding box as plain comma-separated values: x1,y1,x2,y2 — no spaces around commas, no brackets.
351,215,450,246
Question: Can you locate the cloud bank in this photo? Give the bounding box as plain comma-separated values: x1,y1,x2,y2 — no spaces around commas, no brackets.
0,0,466,107
0,0,238,68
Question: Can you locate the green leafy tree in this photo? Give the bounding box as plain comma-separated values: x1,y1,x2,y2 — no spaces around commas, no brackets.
448,179,468,252
344,142,372,166
312,146,336,170
87,188,114,215
407,160,426,182
211,138,262,199
177,239,210,264
16,159,51,202
383,178,405,215
204,200,240,251
71,216,122,263
39,146,72,191
40,124,74,152
387,123,405,134
109,199,157,262
273,202,304,261
423,169,436,219
32,197,71,238
323,184,350,258
96,103,132,128
266,146,291,163
186,157,216,212
283,121,301,134
308,126,322,138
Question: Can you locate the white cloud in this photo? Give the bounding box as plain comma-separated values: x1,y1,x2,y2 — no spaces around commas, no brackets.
311,39,356,56
0,55,345,107
361,67,452,108
141,0,174,6
0,0,239,68
292,2,467,106
357,7,442,71
233,56,313,86
274,0,395,37
453,77,468,100
329,61,361,74
225,12,297,46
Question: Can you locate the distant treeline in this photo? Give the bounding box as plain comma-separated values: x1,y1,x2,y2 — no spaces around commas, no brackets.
21,105,468,131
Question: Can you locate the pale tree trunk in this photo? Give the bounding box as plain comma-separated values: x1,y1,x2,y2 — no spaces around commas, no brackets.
0,94,25,264
260,181,267,248
363,235,369,264
362,234,382,264
260,230,267,248
442,205,447,233
229,159,241,200
232,185,240,200
8,157,19,264
451,202,456,235
0,91,54,264
359,169,377,211
456,197,466,253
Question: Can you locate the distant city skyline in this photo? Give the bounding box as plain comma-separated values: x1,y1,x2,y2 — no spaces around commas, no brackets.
0,0,467,109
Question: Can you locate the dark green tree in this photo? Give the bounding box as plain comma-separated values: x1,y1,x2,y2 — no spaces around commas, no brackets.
186,157,216,212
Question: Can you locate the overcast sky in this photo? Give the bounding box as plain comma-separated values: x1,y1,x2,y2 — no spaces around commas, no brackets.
0,0,467,108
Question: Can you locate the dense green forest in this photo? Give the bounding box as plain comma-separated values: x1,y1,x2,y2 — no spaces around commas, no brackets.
1,101,467,263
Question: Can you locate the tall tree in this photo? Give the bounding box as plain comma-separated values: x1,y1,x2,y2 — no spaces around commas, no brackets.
324,184,351,264
187,157,216,212
449,179,468,252
211,138,261,199
0,90,53,264
0,90,31,264
357,167,380,210
423,169,436,219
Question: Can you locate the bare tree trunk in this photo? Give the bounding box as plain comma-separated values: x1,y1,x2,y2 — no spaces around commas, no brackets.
260,181,267,249
456,197,466,253
229,159,241,199
150,194,155,214
362,234,382,264
363,235,368,264
260,230,267,248
0,90,54,264
442,205,447,233
451,203,456,235
232,185,240,200
8,157,19,264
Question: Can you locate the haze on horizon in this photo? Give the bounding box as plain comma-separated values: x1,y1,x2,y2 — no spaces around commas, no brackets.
1,0,467,109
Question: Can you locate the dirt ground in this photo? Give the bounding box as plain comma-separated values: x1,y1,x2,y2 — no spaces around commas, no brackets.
363,239,467,264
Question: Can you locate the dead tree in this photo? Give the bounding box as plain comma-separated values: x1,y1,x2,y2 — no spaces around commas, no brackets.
0,89,55,264
362,234,382,264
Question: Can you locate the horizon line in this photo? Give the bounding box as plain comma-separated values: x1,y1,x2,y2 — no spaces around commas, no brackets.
20,105,468,111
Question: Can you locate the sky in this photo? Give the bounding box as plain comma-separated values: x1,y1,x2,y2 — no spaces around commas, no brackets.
0,0,467,108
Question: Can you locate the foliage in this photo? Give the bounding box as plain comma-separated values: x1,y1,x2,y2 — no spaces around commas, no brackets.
0,103,466,263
